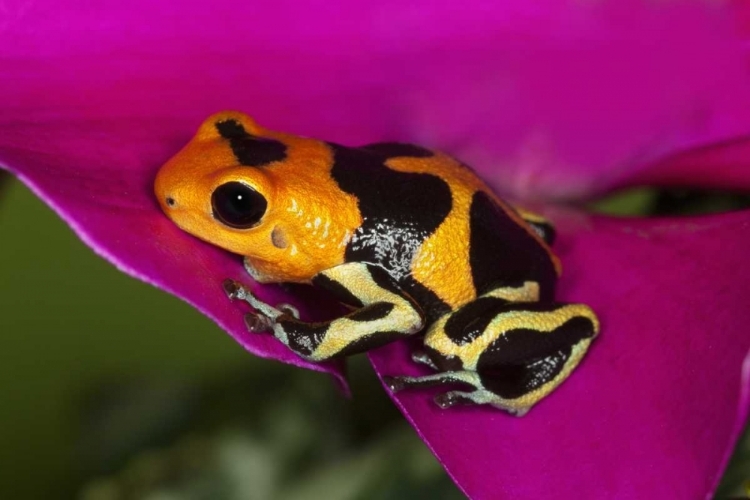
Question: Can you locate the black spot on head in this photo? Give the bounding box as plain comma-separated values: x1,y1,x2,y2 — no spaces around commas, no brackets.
215,119,248,139
215,119,287,167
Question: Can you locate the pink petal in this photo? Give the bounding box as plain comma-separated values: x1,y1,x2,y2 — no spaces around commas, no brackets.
0,118,347,384
2,1,750,497
627,136,750,192
370,210,750,499
3,0,750,201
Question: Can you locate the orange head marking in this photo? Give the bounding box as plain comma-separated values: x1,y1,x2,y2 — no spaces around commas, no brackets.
154,111,282,255
154,111,362,282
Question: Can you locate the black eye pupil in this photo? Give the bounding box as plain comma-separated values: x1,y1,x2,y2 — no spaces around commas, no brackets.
211,182,267,229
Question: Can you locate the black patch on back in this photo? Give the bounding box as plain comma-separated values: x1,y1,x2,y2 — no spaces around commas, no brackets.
328,143,452,324
476,316,595,399
468,191,557,301
362,142,434,158
215,119,287,167
348,302,394,322
443,296,508,345
312,274,364,308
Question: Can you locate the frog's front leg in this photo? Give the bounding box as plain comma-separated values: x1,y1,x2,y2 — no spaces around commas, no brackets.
225,262,424,362
223,279,300,330
387,285,599,415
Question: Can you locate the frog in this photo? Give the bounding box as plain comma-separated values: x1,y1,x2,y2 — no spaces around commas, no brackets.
154,111,600,416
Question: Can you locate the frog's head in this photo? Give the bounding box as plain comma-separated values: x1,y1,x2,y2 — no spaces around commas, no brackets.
154,111,285,258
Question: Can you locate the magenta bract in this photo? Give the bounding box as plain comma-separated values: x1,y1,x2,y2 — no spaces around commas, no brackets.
1,1,749,498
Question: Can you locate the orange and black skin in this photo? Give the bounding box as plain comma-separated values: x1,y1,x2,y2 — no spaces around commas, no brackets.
155,111,599,415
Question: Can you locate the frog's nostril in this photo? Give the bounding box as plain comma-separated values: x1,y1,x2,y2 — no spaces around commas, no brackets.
166,196,176,207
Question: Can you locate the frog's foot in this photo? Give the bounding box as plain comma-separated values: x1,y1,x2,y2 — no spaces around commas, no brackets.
223,279,300,318
276,303,300,319
395,297,600,414
434,390,527,416
223,279,292,333
433,390,474,409
385,370,506,411
243,312,274,333
384,370,526,416
223,280,299,349
410,349,438,370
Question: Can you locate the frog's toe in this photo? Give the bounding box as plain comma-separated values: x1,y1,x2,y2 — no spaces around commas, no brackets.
223,279,247,300
411,350,438,370
434,391,471,409
244,312,273,333
383,376,407,392
276,303,300,319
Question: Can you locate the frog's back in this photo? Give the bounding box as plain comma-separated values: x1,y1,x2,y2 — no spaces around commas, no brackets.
327,142,559,325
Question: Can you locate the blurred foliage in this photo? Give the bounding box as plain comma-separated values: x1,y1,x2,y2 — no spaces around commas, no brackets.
0,179,749,499
75,361,459,500
589,186,750,218
719,428,750,500
591,186,750,499
0,180,460,499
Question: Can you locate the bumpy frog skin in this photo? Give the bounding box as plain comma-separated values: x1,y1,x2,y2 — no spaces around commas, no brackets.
154,111,599,416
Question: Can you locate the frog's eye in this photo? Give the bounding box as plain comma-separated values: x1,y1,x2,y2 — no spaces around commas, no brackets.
211,182,267,229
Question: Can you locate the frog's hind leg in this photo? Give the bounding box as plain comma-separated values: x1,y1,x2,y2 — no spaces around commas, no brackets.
385,370,531,416
388,299,599,415
385,369,479,393
384,369,492,406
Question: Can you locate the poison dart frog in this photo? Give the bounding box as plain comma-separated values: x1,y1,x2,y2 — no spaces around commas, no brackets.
154,111,599,416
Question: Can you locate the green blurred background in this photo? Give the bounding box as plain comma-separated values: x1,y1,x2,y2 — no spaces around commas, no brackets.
0,176,748,499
